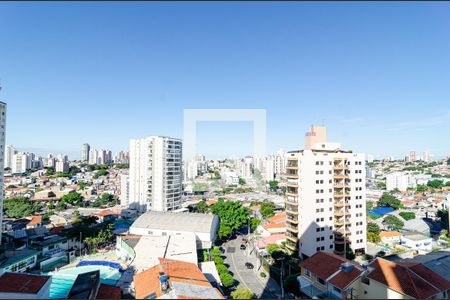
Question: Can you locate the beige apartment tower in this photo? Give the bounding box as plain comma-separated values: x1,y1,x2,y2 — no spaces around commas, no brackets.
304,125,327,150
286,126,366,259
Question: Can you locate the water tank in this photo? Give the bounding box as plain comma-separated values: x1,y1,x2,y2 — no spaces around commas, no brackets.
341,262,354,272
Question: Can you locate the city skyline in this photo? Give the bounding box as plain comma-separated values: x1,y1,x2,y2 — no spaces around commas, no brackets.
1,2,450,159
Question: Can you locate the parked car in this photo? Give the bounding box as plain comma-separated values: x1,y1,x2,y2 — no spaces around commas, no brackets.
245,262,254,269
240,244,246,250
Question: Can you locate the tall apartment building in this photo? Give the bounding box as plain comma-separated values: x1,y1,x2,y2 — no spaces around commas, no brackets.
4,144,16,169
0,101,6,245
129,136,182,213
81,143,90,162
56,154,69,173
12,152,33,174
386,172,416,192
285,126,366,259
88,149,113,164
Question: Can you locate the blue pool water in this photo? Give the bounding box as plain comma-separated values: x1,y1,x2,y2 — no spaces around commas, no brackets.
48,265,121,299
369,207,395,217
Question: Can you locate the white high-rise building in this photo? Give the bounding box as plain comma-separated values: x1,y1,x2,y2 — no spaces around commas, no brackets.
0,101,6,245
263,156,275,181
238,157,253,179
120,174,130,206
386,172,416,192
56,154,69,173
129,136,182,213
285,126,367,259
4,144,16,170
423,150,430,162
82,143,90,162
12,152,32,174
274,148,286,175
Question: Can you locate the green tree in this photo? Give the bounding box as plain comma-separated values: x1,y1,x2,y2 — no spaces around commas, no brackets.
220,272,234,288
366,201,374,211
260,201,276,218
367,232,381,243
211,199,250,239
239,177,246,185
216,263,228,275
46,167,55,175
417,185,428,192
268,180,278,191
399,211,416,221
61,191,84,207
231,286,256,299
378,192,401,209
446,181,450,187
377,182,386,189
367,222,381,235
427,180,444,189
196,200,209,213
250,218,261,230
266,243,280,254
94,169,109,178
383,215,404,231
3,198,42,218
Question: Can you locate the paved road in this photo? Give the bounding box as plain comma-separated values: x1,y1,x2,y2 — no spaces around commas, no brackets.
223,235,282,299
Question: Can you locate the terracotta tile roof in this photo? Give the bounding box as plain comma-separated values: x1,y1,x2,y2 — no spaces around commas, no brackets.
96,284,121,299
328,266,363,290
26,216,42,226
300,252,347,279
267,212,286,224
205,200,217,206
134,258,224,299
0,272,50,294
380,231,402,238
94,210,115,217
263,223,286,230
367,258,445,299
409,264,450,292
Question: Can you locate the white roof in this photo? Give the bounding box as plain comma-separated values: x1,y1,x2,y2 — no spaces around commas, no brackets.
130,211,217,234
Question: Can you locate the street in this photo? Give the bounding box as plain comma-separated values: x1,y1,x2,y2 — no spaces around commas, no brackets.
223,233,282,299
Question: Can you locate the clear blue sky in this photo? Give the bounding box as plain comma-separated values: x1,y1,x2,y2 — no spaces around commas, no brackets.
1,2,449,160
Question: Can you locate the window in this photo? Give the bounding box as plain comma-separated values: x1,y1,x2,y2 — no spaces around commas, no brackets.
317,277,325,285
333,286,341,294
305,269,311,277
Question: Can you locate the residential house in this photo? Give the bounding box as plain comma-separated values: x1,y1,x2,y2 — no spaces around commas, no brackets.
0,272,51,299
298,252,364,299
133,258,224,299
379,231,402,246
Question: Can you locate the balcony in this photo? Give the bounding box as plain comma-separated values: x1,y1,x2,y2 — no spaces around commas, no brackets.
334,210,350,217
286,209,299,215
286,182,298,188
333,174,348,179
286,192,299,198
286,166,299,170
333,165,348,170
334,202,350,207
285,240,297,251
286,218,299,225
286,235,298,243
286,173,299,179
286,200,299,206
287,225,299,233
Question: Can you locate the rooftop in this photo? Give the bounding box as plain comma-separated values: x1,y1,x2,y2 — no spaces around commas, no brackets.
131,211,217,234
134,258,223,299
367,258,450,299
0,272,50,294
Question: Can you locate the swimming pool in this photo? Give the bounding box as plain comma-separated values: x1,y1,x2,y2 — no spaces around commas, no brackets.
48,265,121,299
369,207,395,217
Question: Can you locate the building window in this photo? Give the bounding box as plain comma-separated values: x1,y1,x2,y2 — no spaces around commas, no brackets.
305,269,311,277
317,277,325,285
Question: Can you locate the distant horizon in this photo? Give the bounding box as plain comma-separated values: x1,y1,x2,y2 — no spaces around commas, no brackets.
2,2,449,159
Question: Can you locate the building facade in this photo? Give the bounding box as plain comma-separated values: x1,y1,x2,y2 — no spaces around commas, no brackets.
129,136,182,212
285,126,366,259
0,102,5,245
81,143,90,162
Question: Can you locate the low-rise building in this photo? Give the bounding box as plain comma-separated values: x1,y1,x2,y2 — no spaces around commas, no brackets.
129,211,219,248
400,232,433,253
0,272,51,299
379,231,402,245
133,258,224,299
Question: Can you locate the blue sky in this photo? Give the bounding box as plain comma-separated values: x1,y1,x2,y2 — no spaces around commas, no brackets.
1,2,449,160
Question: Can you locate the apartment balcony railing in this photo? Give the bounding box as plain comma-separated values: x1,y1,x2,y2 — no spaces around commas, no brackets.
286,173,299,179
286,201,299,207
333,165,348,170
286,217,299,225
285,240,297,251
286,209,299,215
286,166,299,170
286,192,299,198
286,235,298,243
334,201,350,207
287,225,299,233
